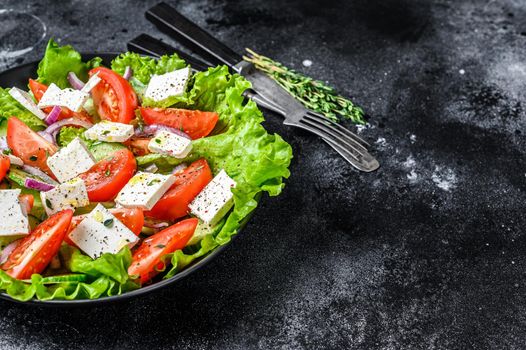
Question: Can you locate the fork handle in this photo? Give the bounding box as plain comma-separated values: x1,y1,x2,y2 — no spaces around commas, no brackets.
146,2,241,68
127,34,212,71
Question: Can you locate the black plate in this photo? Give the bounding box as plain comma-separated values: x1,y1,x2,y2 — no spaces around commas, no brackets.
0,53,254,306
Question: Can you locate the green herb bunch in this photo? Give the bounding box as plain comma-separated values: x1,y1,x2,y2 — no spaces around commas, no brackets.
243,49,365,124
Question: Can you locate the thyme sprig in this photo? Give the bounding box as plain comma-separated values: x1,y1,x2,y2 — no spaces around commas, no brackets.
243,48,365,124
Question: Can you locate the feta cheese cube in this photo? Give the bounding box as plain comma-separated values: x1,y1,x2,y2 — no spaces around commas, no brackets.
0,189,29,236
115,172,176,210
148,130,192,158
47,137,96,183
8,87,47,120
80,72,101,93
84,121,134,143
68,204,139,259
38,83,90,112
144,67,191,102
40,177,90,215
188,170,236,225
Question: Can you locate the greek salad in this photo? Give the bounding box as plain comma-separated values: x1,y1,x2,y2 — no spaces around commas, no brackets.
0,40,292,301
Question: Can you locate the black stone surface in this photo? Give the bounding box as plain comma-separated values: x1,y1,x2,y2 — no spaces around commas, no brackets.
0,0,525,348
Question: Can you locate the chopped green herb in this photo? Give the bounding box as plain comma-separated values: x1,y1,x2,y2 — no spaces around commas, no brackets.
45,198,53,210
2,149,12,155
154,138,161,144
105,169,111,177
147,179,161,186
155,244,166,249
243,48,365,124
102,130,110,136
29,155,38,161
103,218,114,228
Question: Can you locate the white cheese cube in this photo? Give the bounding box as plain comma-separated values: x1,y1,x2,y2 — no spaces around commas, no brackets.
0,189,29,236
84,121,134,143
47,137,96,183
8,87,47,120
148,130,192,158
115,172,176,210
7,155,23,167
188,170,236,226
80,72,101,93
68,204,139,259
37,83,90,112
40,177,90,216
144,67,191,102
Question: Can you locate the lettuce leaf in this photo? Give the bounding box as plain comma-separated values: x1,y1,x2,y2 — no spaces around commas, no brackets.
0,88,46,135
36,39,101,89
111,52,187,84
0,247,138,301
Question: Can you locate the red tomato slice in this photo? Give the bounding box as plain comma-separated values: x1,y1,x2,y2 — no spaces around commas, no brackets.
128,218,198,284
78,149,136,202
0,155,10,182
1,210,73,279
7,117,58,176
89,67,138,124
19,194,34,214
140,107,219,139
124,138,151,156
145,159,213,221
28,79,93,123
64,208,144,246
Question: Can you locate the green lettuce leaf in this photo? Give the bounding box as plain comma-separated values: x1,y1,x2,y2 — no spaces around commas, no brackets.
0,88,46,135
36,39,101,89
0,247,138,301
111,52,187,84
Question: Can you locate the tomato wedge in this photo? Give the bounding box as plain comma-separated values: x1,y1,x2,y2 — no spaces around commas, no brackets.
0,155,10,182
140,107,219,139
145,159,213,221
89,67,138,124
7,117,58,176
128,218,198,284
64,208,144,246
28,79,93,123
78,149,136,202
19,194,34,214
1,210,73,279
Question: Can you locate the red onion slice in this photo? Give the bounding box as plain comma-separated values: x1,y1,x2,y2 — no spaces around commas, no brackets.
25,178,55,192
38,131,56,145
0,137,8,151
21,165,59,186
44,106,61,125
0,239,21,264
135,124,191,139
143,220,170,229
123,66,133,80
67,72,85,90
45,117,93,141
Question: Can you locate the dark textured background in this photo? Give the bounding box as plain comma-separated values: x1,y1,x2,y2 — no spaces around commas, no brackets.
1,0,526,349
